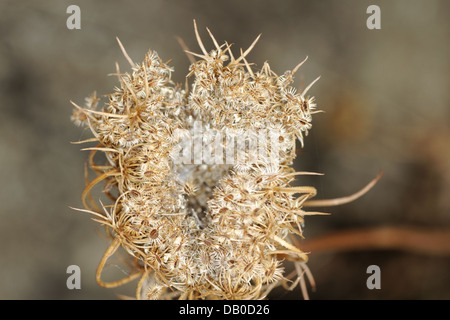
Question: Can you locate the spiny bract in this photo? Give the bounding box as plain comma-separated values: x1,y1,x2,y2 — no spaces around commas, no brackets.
71,22,324,300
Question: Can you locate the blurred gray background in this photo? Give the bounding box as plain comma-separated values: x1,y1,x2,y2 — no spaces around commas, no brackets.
0,0,449,299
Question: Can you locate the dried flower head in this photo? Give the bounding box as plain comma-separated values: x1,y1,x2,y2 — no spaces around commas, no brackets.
71,21,376,300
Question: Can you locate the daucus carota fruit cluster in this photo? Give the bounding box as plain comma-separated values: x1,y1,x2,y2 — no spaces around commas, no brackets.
71,22,326,300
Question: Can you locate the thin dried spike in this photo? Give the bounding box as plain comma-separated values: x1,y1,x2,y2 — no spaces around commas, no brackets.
111,191,130,227
175,36,196,64
81,170,121,211
88,147,102,176
69,206,109,222
85,117,102,142
272,186,317,197
90,165,113,171
71,103,127,118
84,160,100,212
301,211,331,216
269,68,279,77
96,237,143,288
301,76,321,97
295,263,309,300
287,271,302,291
107,71,124,77
261,61,272,76
287,223,305,238
86,109,127,118
304,171,382,207
206,27,220,51
269,249,304,256
136,269,150,300
193,19,208,56
301,226,450,255
122,78,139,103
70,101,97,121
301,262,316,291
98,200,113,223
81,147,122,153
272,235,309,262
105,62,123,82
184,49,209,60
241,49,255,78
282,171,324,177
235,33,262,64
184,77,189,98
292,56,309,75
225,41,235,62
115,61,121,76
264,63,278,78
90,218,114,228
299,277,309,300
69,100,84,111
116,37,135,67
142,61,150,98
70,137,99,144
282,269,298,288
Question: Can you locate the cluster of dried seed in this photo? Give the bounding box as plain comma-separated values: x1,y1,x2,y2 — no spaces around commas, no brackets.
71,23,323,299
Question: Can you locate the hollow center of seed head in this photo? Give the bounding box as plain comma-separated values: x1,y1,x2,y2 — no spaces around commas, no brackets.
176,163,232,228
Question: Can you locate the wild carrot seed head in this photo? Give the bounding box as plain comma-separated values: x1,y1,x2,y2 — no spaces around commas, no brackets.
72,22,322,300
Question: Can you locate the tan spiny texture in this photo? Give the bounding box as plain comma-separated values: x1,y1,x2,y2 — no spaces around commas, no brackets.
71,24,323,300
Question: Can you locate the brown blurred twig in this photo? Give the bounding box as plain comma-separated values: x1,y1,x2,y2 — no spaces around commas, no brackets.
299,226,450,256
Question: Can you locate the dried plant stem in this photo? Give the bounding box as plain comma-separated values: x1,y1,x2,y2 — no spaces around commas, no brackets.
299,226,450,256
136,269,150,300
304,171,382,207
96,238,143,288
81,170,120,211
272,235,309,262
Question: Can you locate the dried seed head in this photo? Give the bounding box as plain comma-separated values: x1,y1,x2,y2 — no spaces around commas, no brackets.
71,22,324,300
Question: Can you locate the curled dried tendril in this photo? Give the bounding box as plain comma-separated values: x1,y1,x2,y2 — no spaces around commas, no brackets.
71,21,379,300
